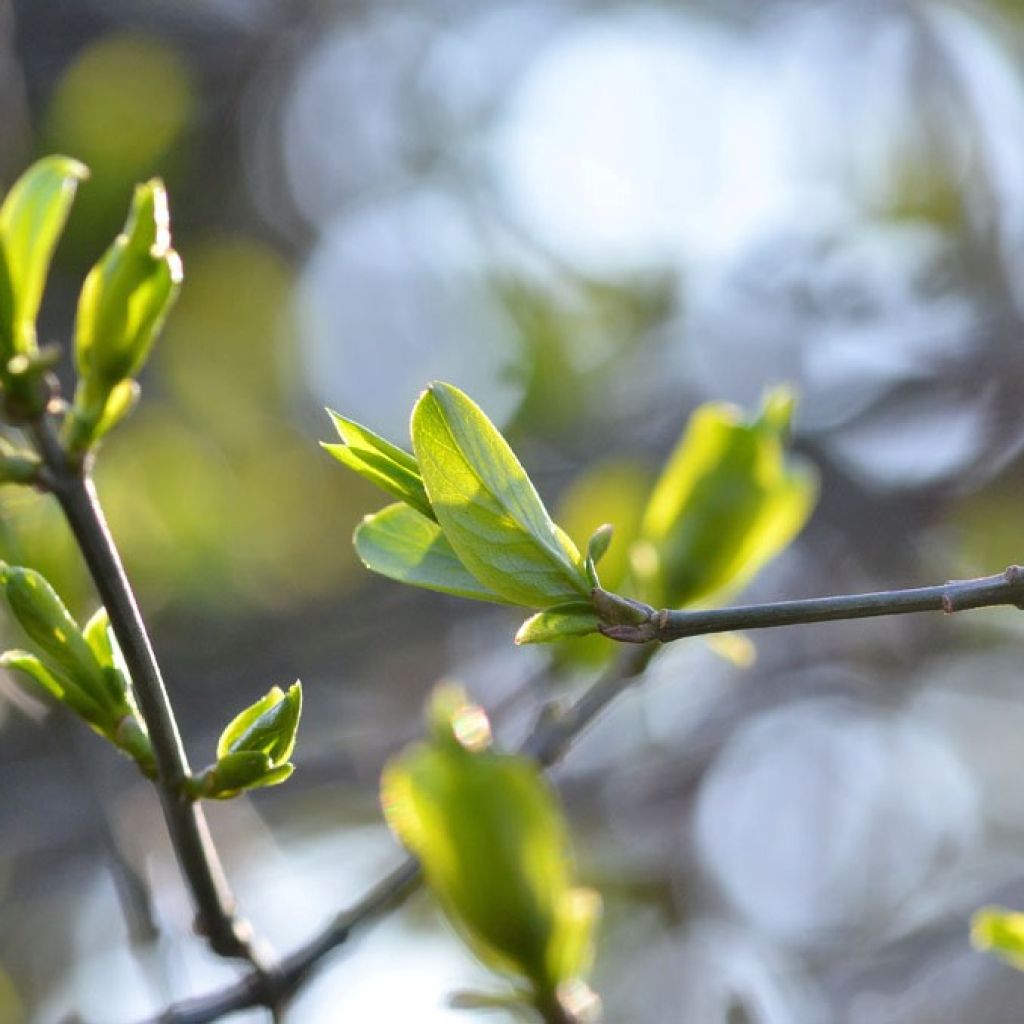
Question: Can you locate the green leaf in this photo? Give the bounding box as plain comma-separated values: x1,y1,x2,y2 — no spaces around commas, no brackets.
1,649,109,729
217,680,302,764
410,382,589,608
1,564,109,706
972,906,1024,969
354,503,511,604
323,410,434,520
203,750,274,798
0,156,89,357
382,686,598,997
634,388,818,609
82,606,114,666
74,178,182,388
586,524,613,570
514,603,601,646
547,889,602,987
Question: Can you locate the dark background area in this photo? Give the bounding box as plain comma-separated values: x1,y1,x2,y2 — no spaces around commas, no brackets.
4,0,1024,1020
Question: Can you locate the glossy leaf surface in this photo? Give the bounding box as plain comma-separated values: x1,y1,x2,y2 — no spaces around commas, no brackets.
354,503,510,604
411,383,589,607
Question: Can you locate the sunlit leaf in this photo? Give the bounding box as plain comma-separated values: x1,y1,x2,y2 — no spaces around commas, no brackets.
0,156,88,357
323,410,433,520
972,906,1024,969
411,382,589,608
74,178,182,387
515,603,602,646
0,564,108,703
634,388,817,609
382,686,599,1002
217,681,302,764
354,503,511,604
1,648,107,728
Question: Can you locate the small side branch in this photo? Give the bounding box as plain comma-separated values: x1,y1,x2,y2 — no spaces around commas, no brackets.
599,567,1024,644
148,646,657,1023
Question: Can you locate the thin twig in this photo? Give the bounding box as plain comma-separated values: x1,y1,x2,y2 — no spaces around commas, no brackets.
28,414,265,967
598,567,1024,644
142,563,1024,1021
148,644,658,1023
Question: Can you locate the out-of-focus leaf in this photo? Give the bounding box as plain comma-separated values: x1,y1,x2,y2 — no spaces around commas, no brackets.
0,156,88,357
382,686,600,1005
323,410,433,520
354,503,511,604
547,889,601,987
515,604,601,646
586,524,613,571
972,906,1024,969
411,382,589,608
634,388,817,609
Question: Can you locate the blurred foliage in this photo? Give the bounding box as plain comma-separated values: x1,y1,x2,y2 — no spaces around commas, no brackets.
383,685,601,1019
43,33,194,262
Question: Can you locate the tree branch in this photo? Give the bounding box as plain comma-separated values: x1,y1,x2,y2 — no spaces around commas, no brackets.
28,414,264,966
598,567,1024,644
146,645,658,1023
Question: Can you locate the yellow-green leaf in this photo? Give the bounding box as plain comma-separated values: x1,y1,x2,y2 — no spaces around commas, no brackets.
411,382,589,608
0,156,88,357
515,603,601,646
382,686,599,999
323,410,434,520
634,388,817,609
74,178,182,388
972,906,1024,969
354,502,511,604
217,681,302,764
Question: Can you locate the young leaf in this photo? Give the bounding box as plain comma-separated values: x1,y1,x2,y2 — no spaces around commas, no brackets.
586,524,613,570
354,503,512,604
82,606,114,667
972,906,1024,969
515,603,602,646
634,388,818,609
1,649,109,729
74,179,182,388
323,410,434,520
0,156,88,358
382,686,600,1002
411,383,590,608
218,681,302,763
0,564,109,705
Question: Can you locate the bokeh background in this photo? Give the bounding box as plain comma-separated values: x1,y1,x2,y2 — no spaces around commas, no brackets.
4,0,1024,1020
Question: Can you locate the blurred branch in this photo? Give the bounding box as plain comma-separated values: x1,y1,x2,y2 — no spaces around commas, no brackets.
147,644,658,1023
27,411,269,971
599,567,1024,644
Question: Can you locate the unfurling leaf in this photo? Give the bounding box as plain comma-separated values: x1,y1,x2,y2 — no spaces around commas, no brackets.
0,156,88,360
74,179,182,386
633,387,818,609
0,565,153,772
382,685,601,1017
192,682,302,799
411,382,590,608
65,179,181,456
323,410,433,520
354,503,510,604
515,604,602,646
